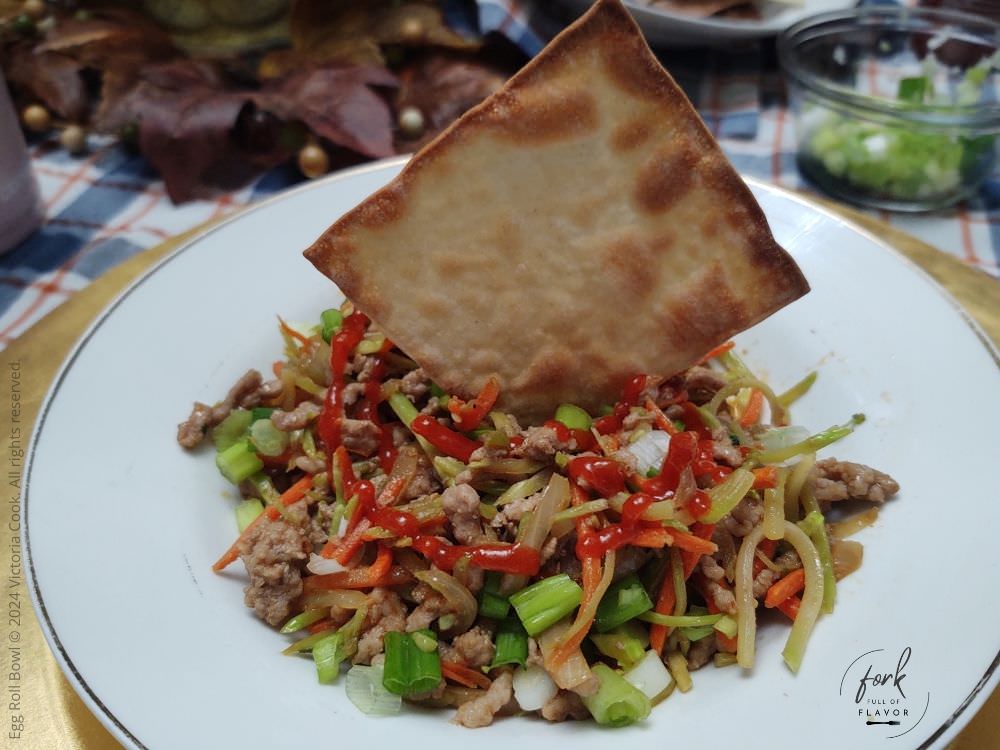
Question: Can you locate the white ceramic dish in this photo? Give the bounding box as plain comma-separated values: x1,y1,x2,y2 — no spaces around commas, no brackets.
24,157,1000,749
553,0,853,46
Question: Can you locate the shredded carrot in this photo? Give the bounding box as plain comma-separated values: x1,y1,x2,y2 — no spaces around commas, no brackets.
321,518,371,563
631,527,671,549
278,316,314,350
753,538,778,577
697,340,735,365
442,661,492,690
681,523,716,578
752,466,779,490
644,398,680,435
716,631,738,653
776,595,801,621
665,529,718,555
272,360,284,377
739,389,765,427
447,377,501,432
649,554,678,656
212,475,314,572
306,618,338,635
764,568,806,608
304,545,393,591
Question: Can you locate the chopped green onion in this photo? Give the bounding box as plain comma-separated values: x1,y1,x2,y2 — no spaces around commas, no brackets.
216,440,264,484
314,631,349,684
479,572,511,620
437,614,457,632
320,309,343,343
638,611,723,628
595,573,653,633
713,614,738,639
551,498,608,525
679,624,716,642
581,663,651,727
212,409,253,452
345,664,402,716
250,418,289,457
429,382,447,399
356,333,386,355
897,76,930,104
590,630,646,668
411,629,438,653
554,403,592,431
700,467,755,524
468,458,544,476
280,608,327,634
752,414,865,465
283,606,366,656
509,573,583,637
387,391,419,426
251,407,274,422
777,371,817,408
382,631,442,697
248,472,280,504
235,498,264,532
491,617,529,669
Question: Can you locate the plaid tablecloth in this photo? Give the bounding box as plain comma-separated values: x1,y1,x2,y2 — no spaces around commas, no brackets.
2,0,999,349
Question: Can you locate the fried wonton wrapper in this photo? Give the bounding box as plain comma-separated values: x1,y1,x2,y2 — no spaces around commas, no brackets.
305,0,808,422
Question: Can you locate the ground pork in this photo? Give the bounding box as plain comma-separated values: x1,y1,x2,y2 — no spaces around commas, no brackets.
355,587,406,665
774,549,802,574
702,578,737,615
490,489,543,533
340,418,380,457
454,671,513,728
350,353,379,382
710,427,744,467
812,458,900,503
540,690,589,722
699,554,727,582
682,366,728,405
613,546,653,581
752,568,780,598
307,501,335,547
511,425,572,461
294,455,326,475
406,582,451,632
654,374,687,409
177,369,267,448
720,495,763,537
687,636,718,670
448,626,495,668
400,368,430,399
270,401,321,431
238,518,309,626
441,484,485,545
341,382,365,407
401,456,439,501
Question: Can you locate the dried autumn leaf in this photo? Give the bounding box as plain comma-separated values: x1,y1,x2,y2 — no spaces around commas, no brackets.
255,65,397,159
263,0,478,71
35,10,176,68
3,41,89,120
395,53,508,149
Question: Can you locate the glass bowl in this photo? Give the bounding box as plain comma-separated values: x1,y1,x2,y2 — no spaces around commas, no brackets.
778,6,1000,212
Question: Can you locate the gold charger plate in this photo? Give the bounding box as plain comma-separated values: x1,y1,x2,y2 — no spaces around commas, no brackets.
1,195,997,749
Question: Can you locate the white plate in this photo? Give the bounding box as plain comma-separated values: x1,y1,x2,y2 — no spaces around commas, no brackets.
553,0,852,45
25,157,1000,750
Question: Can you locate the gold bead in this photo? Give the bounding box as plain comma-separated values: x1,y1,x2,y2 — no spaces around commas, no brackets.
21,104,51,133
22,0,45,21
398,106,425,139
59,125,87,155
297,143,329,179
400,16,424,42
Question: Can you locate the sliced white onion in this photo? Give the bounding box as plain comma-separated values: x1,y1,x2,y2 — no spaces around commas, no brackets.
623,651,672,701
307,552,348,575
616,431,670,476
345,665,402,716
512,665,559,711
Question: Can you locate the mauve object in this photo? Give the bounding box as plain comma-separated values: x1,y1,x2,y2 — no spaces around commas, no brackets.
0,76,42,253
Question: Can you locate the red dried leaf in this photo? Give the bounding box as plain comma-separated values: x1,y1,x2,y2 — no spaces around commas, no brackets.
256,66,397,159
3,41,89,120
